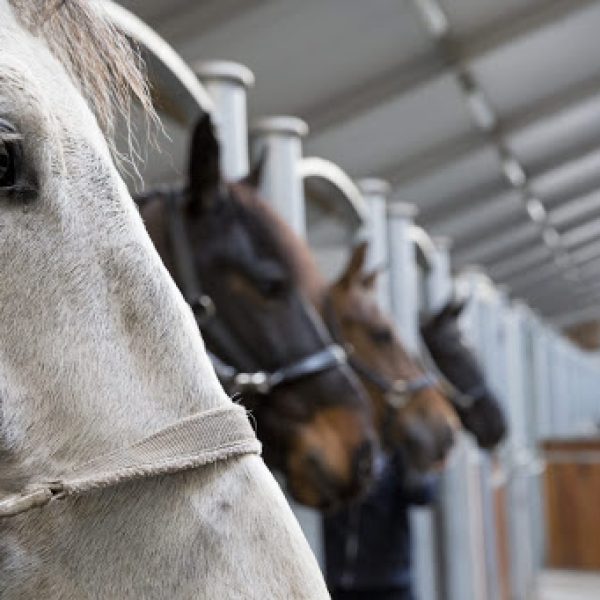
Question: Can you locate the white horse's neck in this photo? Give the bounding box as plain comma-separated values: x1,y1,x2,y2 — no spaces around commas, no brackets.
0,2,327,597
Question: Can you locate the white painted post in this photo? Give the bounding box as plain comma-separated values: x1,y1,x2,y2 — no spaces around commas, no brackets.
388,202,440,600
250,116,309,237
427,236,454,313
457,269,504,600
428,240,484,600
194,60,254,181
358,178,391,311
387,203,420,350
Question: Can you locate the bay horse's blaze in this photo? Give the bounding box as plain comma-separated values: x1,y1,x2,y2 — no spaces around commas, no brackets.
324,243,459,471
138,115,377,508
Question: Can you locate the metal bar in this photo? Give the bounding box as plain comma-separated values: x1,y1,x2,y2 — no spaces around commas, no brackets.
195,61,254,180
358,178,392,311
250,117,309,237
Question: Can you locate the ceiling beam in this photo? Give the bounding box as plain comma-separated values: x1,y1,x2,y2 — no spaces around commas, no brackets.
434,168,600,264
550,190,600,230
452,221,540,267
302,0,595,135
387,76,600,190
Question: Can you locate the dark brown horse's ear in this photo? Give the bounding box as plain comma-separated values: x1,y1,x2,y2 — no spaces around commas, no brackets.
450,298,467,317
239,148,268,189
188,112,221,206
338,241,369,288
436,297,466,321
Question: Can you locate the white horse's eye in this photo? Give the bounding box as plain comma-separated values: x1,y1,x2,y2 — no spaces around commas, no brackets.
0,121,36,201
0,138,16,188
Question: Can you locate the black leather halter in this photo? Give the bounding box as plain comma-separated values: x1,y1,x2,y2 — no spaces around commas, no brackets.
156,189,347,396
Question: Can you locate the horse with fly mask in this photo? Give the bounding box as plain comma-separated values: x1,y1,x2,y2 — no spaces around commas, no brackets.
420,299,508,450
322,243,459,471
137,114,377,509
0,1,331,597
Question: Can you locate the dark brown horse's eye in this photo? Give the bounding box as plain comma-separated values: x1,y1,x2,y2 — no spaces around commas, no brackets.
258,277,288,299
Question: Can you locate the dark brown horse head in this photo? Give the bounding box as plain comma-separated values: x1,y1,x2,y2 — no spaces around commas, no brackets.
324,243,459,471
420,299,508,450
141,114,377,509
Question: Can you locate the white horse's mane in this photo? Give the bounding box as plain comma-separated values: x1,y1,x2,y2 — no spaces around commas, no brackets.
9,0,155,153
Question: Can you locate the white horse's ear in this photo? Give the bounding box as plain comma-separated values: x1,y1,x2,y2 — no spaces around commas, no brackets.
337,242,369,288
189,113,221,207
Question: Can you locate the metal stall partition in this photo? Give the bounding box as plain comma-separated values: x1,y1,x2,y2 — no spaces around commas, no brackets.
515,307,547,576
426,240,489,600
104,1,214,190
301,158,368,282
456,270,507,600
249,117,325,566
388,205,441,600
195,61,254,181
503,302,539,600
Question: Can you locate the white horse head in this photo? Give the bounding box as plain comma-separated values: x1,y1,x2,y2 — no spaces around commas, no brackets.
0,1,328,597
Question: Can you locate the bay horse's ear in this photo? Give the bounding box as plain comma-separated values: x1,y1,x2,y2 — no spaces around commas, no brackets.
188,113,221,206
361,264,386,290
239,148,268,189
338,242,369,288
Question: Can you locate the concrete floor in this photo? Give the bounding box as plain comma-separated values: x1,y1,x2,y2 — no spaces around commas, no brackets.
537,570,600,600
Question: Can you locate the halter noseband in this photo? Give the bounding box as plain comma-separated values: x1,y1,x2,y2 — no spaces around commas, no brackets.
162,188,348,397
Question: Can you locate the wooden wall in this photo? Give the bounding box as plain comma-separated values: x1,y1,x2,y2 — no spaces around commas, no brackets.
542,438,600,569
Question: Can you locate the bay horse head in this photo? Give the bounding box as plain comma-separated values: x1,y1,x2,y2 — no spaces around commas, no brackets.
138,114,377,509
323,243,459,471
0,1,329,596
420,299,508,450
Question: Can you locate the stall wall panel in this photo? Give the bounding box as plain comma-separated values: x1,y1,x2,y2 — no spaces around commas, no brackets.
543,439,600,570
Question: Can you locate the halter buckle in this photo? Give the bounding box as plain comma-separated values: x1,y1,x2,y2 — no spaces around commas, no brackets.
0,483,63,519
190,294,216,323
386,382,410,409
233,371,271,395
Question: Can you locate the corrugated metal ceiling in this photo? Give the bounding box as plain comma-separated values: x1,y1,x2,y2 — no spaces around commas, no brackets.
117,0,600,326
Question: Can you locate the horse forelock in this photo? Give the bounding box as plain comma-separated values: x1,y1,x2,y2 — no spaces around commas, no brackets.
229,182,327,306
7,0,156,157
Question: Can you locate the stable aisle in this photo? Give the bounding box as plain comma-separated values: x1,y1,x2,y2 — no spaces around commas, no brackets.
536,570,600,600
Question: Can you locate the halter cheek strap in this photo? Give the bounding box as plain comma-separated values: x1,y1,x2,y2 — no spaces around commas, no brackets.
210,345,346,395
0,404,260,519
323,294,437,410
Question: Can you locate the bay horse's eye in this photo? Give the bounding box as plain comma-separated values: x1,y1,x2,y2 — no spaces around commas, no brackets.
370,327,393,345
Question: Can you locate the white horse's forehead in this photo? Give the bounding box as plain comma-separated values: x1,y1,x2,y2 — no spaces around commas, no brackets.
0,7,105,159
